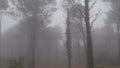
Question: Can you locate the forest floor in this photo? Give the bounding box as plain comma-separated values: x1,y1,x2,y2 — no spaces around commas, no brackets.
34,64,120,68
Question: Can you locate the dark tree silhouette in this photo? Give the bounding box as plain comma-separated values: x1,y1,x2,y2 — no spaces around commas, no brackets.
65,9,72,68
85,0,94,68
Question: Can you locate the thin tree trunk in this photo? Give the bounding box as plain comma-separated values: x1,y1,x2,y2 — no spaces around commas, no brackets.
80,21,87,48
0,9,2,45
66,9,72,68
47,43,50,67
85,0,94,68
0,9,2,32
77,39,81,64
116,24,120,63
55,44,58,67
29,14,38,68
0,9,2,67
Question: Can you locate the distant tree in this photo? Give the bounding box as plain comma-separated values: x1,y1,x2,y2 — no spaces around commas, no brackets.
35,25,63,68
0,0,8,40
0,0,8,66
62,0,85,67
65,9,72,68
71,22,86,64
93,22,117,64
69,2,85,64
0,0,8,29
62,0,72,68
103,0,120,63
64,3,85,64
10,0,56,68
44,26,63,66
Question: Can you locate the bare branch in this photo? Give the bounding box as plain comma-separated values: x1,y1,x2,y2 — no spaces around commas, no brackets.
78,9,85,18
90,9,103,29
67,0,85,18
89,0,97,11
79,18,87,48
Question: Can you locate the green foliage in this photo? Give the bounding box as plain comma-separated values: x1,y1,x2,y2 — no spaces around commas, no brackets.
9,57,24,68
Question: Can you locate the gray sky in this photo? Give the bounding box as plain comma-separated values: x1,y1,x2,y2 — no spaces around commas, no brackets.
1,14,17,32
1,0,110,33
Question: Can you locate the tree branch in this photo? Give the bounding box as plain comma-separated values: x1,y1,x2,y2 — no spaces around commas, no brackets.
89,0,97,11
90,9,103,29
67,0,85,18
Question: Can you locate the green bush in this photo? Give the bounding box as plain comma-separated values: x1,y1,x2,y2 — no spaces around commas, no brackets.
9,56,24,68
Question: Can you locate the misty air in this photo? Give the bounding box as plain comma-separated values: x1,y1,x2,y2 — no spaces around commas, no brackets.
0,0,119,68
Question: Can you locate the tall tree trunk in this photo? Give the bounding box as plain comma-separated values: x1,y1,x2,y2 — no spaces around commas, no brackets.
77,39,81,64
66,10,72,68
0,9,2,32
55,44,58,67
116,24,120,63
85,0,94,68
29,14,38,68
47,43,50,67
115,0,120,64
0,9,2,67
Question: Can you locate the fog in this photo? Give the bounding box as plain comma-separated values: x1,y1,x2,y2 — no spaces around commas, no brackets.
0,0,120,68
